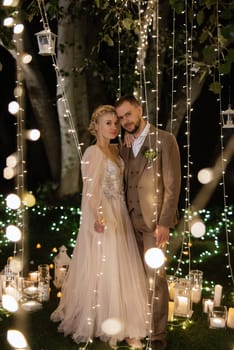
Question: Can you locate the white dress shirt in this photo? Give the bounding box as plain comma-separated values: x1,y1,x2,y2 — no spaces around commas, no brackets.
132,121,150,157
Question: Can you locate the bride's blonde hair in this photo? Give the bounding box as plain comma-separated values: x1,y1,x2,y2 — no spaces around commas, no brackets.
88,105,117,136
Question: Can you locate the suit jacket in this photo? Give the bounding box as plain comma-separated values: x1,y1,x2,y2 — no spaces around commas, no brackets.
120,125,181,231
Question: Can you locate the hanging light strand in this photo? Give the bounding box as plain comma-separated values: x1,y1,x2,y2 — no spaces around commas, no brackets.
216,0,234,286
37,0,83,161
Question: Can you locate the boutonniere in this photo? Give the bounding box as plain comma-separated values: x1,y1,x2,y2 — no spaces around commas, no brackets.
143,148,157,161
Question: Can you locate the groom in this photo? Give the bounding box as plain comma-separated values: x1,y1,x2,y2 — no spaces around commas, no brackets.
115,95,181,350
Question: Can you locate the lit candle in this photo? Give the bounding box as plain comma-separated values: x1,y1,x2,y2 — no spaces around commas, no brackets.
227,308,234,329
24,285,38,296
21,300,42,312
29,271,38,282
176,296,189,315
213,284,222,306
168,282,176,301
168,301,174,322
210,316,226,328
191,287,202,304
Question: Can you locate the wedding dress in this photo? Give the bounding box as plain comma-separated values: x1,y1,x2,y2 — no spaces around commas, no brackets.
51,145,149,345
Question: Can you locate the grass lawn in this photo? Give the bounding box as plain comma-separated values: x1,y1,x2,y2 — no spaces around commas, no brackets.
1,289,234,350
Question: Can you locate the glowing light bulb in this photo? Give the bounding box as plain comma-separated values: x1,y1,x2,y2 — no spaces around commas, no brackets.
6,193,21,209
8,101,19,115
6,225,21,242
3,17,14,27
3,167,15,179
191,219,206,238
101,318,123,335
14,86,23,97
21,53,32,64
14,23,24,34
3,0,19,5
22,192,36,207
25,129,40,141
7,330,27,348
144,248,165,269
197,168,214,184
2,295,19,312
6,153,19,167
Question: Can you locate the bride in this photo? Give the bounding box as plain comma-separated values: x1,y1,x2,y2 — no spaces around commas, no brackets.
51,105,149,348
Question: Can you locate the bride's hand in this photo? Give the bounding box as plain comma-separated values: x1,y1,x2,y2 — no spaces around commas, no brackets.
94,219,105,233
124,132,134,148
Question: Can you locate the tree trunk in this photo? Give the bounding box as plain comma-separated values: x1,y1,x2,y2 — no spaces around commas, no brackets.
57,0,90,197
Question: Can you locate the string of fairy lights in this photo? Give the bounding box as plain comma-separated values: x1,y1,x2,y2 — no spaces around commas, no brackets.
215,0,234,285
1,0,234,348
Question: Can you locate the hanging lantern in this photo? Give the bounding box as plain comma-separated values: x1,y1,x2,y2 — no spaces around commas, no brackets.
53,246,71,289
221,105,234,128
35,29,56,56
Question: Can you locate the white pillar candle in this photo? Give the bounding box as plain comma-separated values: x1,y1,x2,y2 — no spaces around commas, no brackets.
213,284,222,306
191,287,202,303
176,296,189,315
227,308,234,329
168,282,176,301
29,271,39,282
168,301,174,321
203,299,214,313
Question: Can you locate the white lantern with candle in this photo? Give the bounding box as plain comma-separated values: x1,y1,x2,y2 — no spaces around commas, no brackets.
35,29,56,56
53,245,71,289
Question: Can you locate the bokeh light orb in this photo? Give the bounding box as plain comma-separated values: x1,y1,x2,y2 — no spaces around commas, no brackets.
144,248,165,269
2,294,19,312
6,193,21,209
197,168,214,184
6,225,21,242
14,23,24,34
9,257,23,274
26,129,40,141
101,318,123,336
191,219,206,238
8,101,19,115
7,330,27,348
22,192,36,207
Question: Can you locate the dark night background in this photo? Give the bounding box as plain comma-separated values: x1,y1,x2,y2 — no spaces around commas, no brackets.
0,42,234,210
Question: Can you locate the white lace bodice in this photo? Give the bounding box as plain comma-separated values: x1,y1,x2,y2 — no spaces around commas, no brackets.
102,158,124,199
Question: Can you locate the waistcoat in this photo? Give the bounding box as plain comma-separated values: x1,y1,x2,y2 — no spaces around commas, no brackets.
126,149,142,212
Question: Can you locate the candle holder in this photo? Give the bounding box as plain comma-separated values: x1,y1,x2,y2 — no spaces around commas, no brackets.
203,298,214,313
189,270,203,304
227,307,234,329
167,275,178,301
53,245,71,289
35,29,56,56
209,306,227,328
174,278,193,318
38,264,50,302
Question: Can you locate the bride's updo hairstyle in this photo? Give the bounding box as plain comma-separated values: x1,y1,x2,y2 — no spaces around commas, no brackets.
88,105,117,136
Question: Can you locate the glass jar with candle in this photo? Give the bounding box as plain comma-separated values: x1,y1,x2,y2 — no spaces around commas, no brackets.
189,270,203,304
209,306,227,328
167,275,178,301
174,278,193,318
38,264,50,302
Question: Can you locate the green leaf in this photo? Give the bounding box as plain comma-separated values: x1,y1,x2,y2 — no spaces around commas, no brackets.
122,18,134,31
209,81,222,94
197,10,205,26
103,34,114,47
